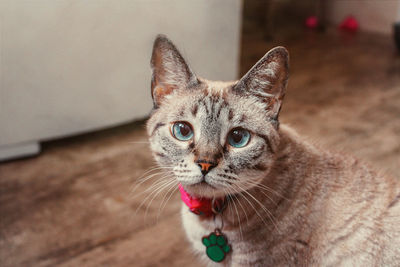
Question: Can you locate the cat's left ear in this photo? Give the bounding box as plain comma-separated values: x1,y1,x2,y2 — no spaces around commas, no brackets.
234,46,289,120
150,34,198,107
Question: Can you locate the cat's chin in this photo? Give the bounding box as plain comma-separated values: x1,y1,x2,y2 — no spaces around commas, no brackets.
181,182,226,199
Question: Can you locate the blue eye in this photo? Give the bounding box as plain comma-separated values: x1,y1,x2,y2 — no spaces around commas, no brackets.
228,128,251,148
172,122,194,141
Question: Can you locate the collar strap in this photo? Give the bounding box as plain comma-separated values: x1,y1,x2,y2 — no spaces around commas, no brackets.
178,184,225,217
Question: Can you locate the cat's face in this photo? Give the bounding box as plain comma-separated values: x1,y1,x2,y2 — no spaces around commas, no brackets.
147,35,289,198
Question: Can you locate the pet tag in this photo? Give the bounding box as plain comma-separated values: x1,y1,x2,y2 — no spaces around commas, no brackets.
202,228,231,262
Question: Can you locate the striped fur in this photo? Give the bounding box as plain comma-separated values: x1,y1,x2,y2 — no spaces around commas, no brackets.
146,35,400,266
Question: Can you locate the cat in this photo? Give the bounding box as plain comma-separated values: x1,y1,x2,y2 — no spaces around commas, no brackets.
146,34,400,266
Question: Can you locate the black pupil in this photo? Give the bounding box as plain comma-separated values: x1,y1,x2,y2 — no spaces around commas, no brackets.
231,130,243,143
179,123,190,136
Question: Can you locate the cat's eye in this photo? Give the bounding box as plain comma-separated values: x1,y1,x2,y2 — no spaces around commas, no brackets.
171,121,194,141
227,128,251,148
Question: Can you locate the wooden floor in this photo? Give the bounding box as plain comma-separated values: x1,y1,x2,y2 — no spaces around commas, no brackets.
1,29,399,267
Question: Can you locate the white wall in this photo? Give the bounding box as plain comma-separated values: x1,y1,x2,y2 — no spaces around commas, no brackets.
0,0,242,160
326,0,400,34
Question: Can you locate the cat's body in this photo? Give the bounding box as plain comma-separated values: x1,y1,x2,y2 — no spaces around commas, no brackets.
146,35,400,266
182,124,400,266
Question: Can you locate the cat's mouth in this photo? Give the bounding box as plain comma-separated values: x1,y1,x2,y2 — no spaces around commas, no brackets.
181,178,225,198
196,180,216,189
181,175,217,189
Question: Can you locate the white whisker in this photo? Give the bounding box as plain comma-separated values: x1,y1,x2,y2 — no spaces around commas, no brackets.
144,178,177,219
157,181,178,221
135,176,175,216
132,174,175,199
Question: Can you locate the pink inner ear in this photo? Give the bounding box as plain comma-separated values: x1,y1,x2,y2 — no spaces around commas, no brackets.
154,85,174,103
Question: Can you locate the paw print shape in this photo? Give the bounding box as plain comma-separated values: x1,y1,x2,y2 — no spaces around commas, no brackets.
202,232,231,262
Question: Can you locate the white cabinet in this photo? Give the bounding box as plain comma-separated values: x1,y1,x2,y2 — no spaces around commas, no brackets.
0,0,242,160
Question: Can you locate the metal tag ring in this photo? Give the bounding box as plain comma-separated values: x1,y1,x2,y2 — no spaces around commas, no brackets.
211,197,227,214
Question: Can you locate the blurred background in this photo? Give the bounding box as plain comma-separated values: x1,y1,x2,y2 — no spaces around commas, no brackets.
1,0,399,266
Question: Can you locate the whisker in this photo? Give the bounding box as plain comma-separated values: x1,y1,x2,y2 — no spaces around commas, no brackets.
130,167,174,194
234,186,270,229
241,180,278,206
235,184,290,265
144,178,177,219
228,187,250,227
132,174,175,199
244,180,289,201
138,166,175,179
127,140,150,144
157,182,178,221
225,190,236,225
135,177,175,216
236,183,281,235
133,169,173,189
223,187,243,241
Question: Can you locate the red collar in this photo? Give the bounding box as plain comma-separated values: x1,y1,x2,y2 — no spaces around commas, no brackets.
178,184,225,217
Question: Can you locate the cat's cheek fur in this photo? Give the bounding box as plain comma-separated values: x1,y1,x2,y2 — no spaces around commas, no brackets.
149,127,188,165
228,137,276,174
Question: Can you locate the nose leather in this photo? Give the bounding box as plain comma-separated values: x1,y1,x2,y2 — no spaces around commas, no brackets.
196,161,217,175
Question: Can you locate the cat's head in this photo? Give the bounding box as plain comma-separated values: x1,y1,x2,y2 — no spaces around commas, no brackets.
147,35,289,198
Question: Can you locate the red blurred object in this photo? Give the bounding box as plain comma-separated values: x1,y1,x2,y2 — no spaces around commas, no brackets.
305,16,319,29
339,16,359,32
179,183,214,217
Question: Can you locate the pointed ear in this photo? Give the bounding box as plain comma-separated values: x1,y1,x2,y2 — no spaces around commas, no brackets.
234,46,289,120
150,34,198,107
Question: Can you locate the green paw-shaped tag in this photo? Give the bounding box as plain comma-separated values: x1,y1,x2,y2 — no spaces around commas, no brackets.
202,232,231,262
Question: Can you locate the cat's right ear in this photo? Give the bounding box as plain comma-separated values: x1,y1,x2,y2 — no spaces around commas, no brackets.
150,35,198,107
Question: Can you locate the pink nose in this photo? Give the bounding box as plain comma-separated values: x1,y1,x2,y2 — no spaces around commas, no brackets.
198,163,212,171
196,161,217,175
